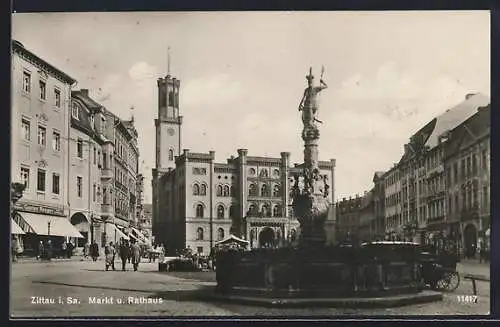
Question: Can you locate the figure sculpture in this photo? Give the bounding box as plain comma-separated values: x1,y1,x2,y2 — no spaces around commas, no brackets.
291,67,331,248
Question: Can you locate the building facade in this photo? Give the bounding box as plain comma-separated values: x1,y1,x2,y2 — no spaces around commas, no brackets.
101,109,140,245
443,104,490,257
154,149,335,255
69,89,107,246
11,40,144,252
151,73,336,255
381,93,490,249
11,40,83,253
335,195,363,243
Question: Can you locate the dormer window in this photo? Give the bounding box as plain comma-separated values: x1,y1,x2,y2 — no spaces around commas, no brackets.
72,103,80,120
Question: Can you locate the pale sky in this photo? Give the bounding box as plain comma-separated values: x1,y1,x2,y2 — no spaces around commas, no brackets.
12,11,490,202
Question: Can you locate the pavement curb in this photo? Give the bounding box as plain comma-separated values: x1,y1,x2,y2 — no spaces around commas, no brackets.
207,291,443,308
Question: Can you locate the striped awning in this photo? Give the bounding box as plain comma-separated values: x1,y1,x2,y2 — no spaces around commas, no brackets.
11,219,25,235
17,212,84,238
107,224,129,241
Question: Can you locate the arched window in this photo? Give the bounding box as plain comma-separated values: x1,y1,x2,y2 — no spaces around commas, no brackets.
260,169,268,177
261,184,269,197
196,227,204,240
230,185,236,197
217,228,225,241
223,185,230,197
195,204,204,218
229,205,236,218
168,149,174,161
248,204,258,216
168,91,175,107
273,205,281,217
273,185,281,197
217,185,223,196
261,205,270,217
217,205,225,219
200,184,207,196
193,184,200,196
249,183,257,196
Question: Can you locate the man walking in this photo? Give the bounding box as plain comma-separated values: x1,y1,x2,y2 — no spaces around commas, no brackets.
119,239,129,271
131,239,141,271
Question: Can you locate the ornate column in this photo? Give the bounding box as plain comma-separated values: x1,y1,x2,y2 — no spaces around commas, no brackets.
291,67,331,248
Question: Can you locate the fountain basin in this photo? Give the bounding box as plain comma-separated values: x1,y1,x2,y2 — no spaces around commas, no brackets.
213,243,443,307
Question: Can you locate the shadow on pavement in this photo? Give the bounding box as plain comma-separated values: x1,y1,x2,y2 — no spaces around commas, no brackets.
149,285,215,302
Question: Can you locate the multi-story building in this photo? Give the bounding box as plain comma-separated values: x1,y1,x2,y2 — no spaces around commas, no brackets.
151,72,336,255
357,191,375,242
69,89,107,246
11,40,83,253
101,109,140,245
383,93,490,246
335,195,363,243
372,171,386,240
383,165,402,239
444,103,490,257
141,203,153,242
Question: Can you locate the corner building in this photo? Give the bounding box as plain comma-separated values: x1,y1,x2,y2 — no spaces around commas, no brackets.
11,40,82,252
152,73,336,255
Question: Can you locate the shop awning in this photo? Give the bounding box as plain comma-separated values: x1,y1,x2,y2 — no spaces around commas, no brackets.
107,224,129,241
128,232,145,244
131,227,145,240
17,213,84,238
11,219,25,235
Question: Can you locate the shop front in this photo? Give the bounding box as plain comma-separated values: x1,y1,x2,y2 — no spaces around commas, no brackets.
13,204,84,257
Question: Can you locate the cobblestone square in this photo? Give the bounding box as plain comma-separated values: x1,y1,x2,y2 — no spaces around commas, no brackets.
10,259,490,317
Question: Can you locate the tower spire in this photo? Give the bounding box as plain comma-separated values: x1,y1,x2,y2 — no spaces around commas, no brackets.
167,46,171,75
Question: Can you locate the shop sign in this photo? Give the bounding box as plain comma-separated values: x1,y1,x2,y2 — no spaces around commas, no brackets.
15,202,65,216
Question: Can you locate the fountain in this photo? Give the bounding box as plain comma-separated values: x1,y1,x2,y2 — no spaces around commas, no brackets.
212,68,443,308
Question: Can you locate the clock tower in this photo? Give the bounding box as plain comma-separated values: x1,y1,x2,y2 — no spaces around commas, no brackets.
155,74,182,171
152,73,182,242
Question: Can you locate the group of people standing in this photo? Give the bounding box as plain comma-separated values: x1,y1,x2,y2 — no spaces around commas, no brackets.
104,238,142,272
83,241,101,261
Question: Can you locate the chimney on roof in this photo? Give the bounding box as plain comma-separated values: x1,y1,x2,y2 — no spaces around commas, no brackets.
81,89,89,97
465,93,477,100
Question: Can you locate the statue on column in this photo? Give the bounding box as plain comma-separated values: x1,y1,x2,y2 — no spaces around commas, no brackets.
298,66,328,126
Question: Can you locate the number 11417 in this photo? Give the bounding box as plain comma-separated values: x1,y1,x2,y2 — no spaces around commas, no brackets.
457,295,478,303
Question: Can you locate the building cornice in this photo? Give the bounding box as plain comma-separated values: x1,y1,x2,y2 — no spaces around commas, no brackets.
12,40,76,85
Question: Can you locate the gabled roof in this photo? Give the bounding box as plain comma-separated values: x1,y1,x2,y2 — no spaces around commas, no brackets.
399,93,490,164
425,93,490,149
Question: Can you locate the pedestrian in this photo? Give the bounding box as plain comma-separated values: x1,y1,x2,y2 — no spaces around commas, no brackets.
37,241,44,260
91,241,99,262
67,241,74,259
159,243,165,262
131,239,141,271
128,241,132,263
478,239,485,263
119,238,129,271
105,242,116,271
83,241,90,259
61,242,67,259
46,240,53,261
11,236,19,262
111,242,116,270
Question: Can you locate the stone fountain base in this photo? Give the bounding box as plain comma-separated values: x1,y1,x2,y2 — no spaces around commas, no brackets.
212,245,443,308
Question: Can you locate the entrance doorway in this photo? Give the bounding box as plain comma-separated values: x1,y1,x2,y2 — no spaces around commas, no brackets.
259,227,275,248
463,224,477,259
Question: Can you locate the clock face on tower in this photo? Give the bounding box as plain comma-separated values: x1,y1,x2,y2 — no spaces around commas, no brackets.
167,128,175,136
